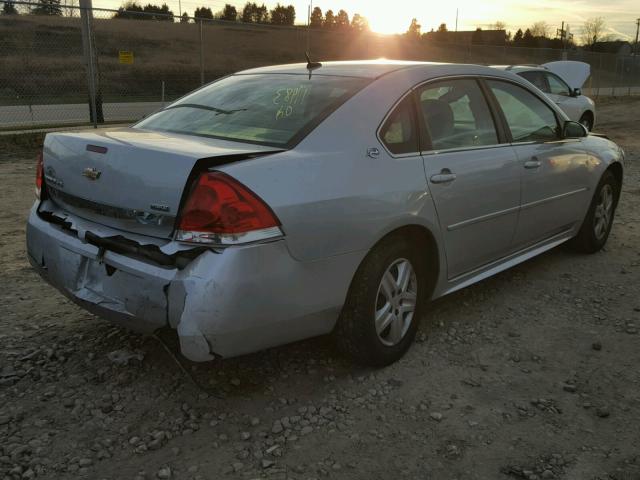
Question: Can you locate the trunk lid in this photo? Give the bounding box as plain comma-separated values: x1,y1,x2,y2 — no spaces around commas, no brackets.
42,127,279,238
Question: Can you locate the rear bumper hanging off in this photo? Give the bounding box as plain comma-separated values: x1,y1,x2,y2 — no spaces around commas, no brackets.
26,203,362,361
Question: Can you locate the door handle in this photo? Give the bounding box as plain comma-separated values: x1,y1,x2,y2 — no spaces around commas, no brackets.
430,169,457,184
524,157,541,169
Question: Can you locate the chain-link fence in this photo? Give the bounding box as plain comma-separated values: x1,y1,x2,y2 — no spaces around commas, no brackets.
1,1,639,129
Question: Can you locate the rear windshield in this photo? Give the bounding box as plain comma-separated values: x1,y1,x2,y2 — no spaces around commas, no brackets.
135,74,369,147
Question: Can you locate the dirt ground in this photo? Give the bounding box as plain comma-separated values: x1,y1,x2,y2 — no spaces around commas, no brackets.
1,99,639,480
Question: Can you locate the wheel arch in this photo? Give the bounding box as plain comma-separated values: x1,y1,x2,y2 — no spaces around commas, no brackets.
353,224,442,301
580,109,595,128
606,161,623,204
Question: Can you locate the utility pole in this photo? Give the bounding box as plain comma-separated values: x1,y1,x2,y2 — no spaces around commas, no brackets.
306,1,312,55
455,8,458,32
199,20,204,85
79,0,99,127
635,18,639,55
558,20,567,50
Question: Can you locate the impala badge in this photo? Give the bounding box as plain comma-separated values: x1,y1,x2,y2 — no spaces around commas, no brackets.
44,166,64,188
82,167,102,180
150,203,170,212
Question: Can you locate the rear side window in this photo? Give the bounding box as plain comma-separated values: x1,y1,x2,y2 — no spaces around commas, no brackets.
135,74,369,148
417,79,498,150
487,80,559,143
518,71,548,93
545,73,571,96
379,95,419,155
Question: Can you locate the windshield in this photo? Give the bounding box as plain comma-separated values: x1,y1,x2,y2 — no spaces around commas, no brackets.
135,74,370,147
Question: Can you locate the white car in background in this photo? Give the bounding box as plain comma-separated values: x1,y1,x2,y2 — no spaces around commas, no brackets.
494,61,596,130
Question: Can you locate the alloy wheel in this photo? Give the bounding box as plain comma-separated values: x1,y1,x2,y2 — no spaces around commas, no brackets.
593,183,614,240
374,258,418,346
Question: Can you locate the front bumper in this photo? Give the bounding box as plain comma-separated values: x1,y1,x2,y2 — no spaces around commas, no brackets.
26,203,364,361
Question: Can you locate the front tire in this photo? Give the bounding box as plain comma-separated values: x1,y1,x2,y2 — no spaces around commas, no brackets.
569,170,619,253
334,234,427,366
579,112,594,131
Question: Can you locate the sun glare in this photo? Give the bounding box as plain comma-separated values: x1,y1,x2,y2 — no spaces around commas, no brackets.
353,0,502,34
366,6,415,35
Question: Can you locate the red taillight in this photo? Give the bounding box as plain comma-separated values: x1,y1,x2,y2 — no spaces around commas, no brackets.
176,171,281,245
35,151,44,199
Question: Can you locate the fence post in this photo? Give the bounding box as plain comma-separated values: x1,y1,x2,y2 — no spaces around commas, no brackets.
79,0,98,128
596,53,602,99
627,57,632,97
199,20,205,85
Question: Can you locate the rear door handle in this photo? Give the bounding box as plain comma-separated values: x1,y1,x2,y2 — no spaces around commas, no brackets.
524,158,541,169
430,169,457,184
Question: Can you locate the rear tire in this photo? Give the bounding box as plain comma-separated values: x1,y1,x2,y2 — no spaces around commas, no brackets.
334,234,427,367
569,170,619,253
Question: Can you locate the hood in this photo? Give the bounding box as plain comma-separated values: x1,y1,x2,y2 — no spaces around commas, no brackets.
542,61,591,89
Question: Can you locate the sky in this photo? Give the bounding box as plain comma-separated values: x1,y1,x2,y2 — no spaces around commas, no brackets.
91,0,640,40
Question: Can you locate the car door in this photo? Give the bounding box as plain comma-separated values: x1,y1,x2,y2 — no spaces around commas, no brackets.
543,72,581,121
485,79,591,249
416,78,521,279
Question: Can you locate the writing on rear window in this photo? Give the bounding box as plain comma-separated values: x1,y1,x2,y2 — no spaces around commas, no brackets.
273,86,311,120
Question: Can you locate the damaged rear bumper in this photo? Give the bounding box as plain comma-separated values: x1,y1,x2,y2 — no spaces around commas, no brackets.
26,203,363,362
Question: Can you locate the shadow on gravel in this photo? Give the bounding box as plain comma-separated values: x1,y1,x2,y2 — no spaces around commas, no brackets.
12,242,579,400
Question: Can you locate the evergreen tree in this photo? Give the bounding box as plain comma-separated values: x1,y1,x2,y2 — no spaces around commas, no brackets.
2,0,18,14
522,28,534,47
31,0,63,16
351,13,369,32
270,3,294,25
309,6,322,28
114,2,144,19
241,2,268,23
335,9,349,29
323,9,335,28
142,3,174,21
513,28,523,45
241,2,253,22
220,4,237,21
194,6,213,19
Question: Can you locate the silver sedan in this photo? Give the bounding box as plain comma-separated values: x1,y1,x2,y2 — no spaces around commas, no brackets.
26,61,624,366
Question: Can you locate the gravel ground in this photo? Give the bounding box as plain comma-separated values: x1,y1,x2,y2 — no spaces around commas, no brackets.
1,99,639,480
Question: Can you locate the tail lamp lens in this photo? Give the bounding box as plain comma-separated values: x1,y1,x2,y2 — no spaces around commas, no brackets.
35,151,44,199
176,171,282,245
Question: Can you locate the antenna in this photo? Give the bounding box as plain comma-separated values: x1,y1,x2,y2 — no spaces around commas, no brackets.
305,52,322,78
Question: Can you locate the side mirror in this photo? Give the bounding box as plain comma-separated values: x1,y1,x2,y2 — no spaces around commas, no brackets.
571,88,581,97
563,120,588,139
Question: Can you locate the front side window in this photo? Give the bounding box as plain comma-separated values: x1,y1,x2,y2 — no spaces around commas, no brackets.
518,71,548,92
136,74,369,147
417,78,498,150
379,95,419,155
545,73,571,96
487,80,559,143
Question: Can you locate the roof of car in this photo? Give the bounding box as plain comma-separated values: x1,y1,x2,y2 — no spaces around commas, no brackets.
237,60,455,79
492,64,548,73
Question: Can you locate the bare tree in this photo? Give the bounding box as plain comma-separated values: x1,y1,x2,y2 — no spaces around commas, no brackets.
581,17,606,48
491,21,506,31
530,21,549,37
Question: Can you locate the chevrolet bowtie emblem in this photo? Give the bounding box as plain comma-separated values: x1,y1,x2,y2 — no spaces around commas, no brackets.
82,167,102,180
